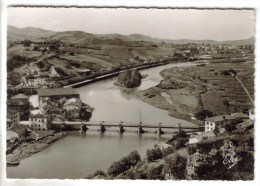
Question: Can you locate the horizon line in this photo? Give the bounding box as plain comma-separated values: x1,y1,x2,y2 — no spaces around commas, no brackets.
8,25,255,42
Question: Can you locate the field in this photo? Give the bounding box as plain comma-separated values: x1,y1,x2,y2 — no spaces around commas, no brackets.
136,60,254,121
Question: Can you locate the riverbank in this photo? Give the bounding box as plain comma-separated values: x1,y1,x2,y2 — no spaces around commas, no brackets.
134,60,254,124
6,131,68,165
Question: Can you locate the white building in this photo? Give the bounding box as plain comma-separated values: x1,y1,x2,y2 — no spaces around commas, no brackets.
27,78,48,86
29,113,51,131
204,115,229,132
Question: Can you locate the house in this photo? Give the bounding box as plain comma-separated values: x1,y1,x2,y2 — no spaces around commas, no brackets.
7,109,20,129
6,130,20,144
8,125,28,140
188,131,216,144
63,98,82,119
27,78,48,86
8,95,30,120
204,115,235,132
29,113,51,131
11,93,29,101
49,108,65,121
38,88,80,108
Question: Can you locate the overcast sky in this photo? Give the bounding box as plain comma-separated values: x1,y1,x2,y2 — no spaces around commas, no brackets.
8,8,255,41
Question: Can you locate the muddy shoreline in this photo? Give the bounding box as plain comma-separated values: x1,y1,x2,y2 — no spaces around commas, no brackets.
6,132,68,165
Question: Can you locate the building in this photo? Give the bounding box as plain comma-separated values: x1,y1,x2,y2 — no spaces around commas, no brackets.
63,98,82,120
7,109,20,129
29,113,51,131
27,78,48,86
11,93,29,101
205,113,247,132
205,115,231,132
9,94,30,120
38,88,80,108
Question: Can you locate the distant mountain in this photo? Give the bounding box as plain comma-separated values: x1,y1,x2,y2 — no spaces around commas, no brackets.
7,25,254,46
220,36,255,45
7,25,56,41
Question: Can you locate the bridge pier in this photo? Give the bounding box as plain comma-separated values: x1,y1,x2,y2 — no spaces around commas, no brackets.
178,123,182,134
99,123,106,133
80,124,88,133
155,127,164,135
155,123,164,135
118,124,125,133
137,125,145,134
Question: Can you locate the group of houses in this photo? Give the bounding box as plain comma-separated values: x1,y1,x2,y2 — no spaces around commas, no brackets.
174,43,254,60
6,88,86,147
188,110,254,145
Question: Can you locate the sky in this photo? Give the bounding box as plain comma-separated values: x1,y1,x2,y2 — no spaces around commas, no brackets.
8,8,255,41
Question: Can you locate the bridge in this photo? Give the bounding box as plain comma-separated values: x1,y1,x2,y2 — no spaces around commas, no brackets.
51,120,199,135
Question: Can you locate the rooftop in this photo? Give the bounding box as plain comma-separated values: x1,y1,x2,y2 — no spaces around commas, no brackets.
8,99,28,106
38,88,79,97
9,125,28,137
7,109,19,118
30,113,47,119
11,93,29,100
205,115,234,122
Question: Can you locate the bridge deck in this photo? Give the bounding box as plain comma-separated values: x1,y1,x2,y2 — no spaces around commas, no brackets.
51,121,199,130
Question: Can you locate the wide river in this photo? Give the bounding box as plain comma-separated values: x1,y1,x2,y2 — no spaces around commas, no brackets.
7,62,196,179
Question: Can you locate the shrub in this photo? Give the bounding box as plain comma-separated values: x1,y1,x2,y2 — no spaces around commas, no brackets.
162,146,174,157
164,153,187,179
107,150,141,177
147,164,165,180
146,147,163,162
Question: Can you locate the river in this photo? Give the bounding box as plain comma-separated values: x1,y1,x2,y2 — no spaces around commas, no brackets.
7,62,196,179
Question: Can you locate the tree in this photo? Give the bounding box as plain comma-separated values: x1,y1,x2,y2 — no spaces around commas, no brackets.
194,109,214,120
147,164,165,180
162,146,174,157
146,147,163,162
164,153,187,179
224,122,237,133
213,126,220,136
107,150,141,177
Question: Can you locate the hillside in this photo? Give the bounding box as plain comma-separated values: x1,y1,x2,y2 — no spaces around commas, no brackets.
7,25,56,41
7,26,255,45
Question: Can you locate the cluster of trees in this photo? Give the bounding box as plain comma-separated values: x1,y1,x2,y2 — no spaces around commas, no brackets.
164,153,187,179
107,150,141,177
146,145,175,162
7,54,34,71
194,109,214,120
146,146,163,162
224,118,243,133
117,69,142,88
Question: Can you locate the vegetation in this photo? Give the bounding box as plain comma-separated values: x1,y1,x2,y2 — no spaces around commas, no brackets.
194,109,214,120
117,69,142,88
146,146,163,162
107,150,141,177
164,153,187,179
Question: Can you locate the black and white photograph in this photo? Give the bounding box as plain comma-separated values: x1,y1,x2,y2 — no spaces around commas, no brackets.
0,3,258,184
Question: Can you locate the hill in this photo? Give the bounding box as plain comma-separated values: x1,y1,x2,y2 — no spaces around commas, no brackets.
7,25,56,41
8,26,254,45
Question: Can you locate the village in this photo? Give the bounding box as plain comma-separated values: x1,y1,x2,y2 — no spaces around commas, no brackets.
6,32,255,165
